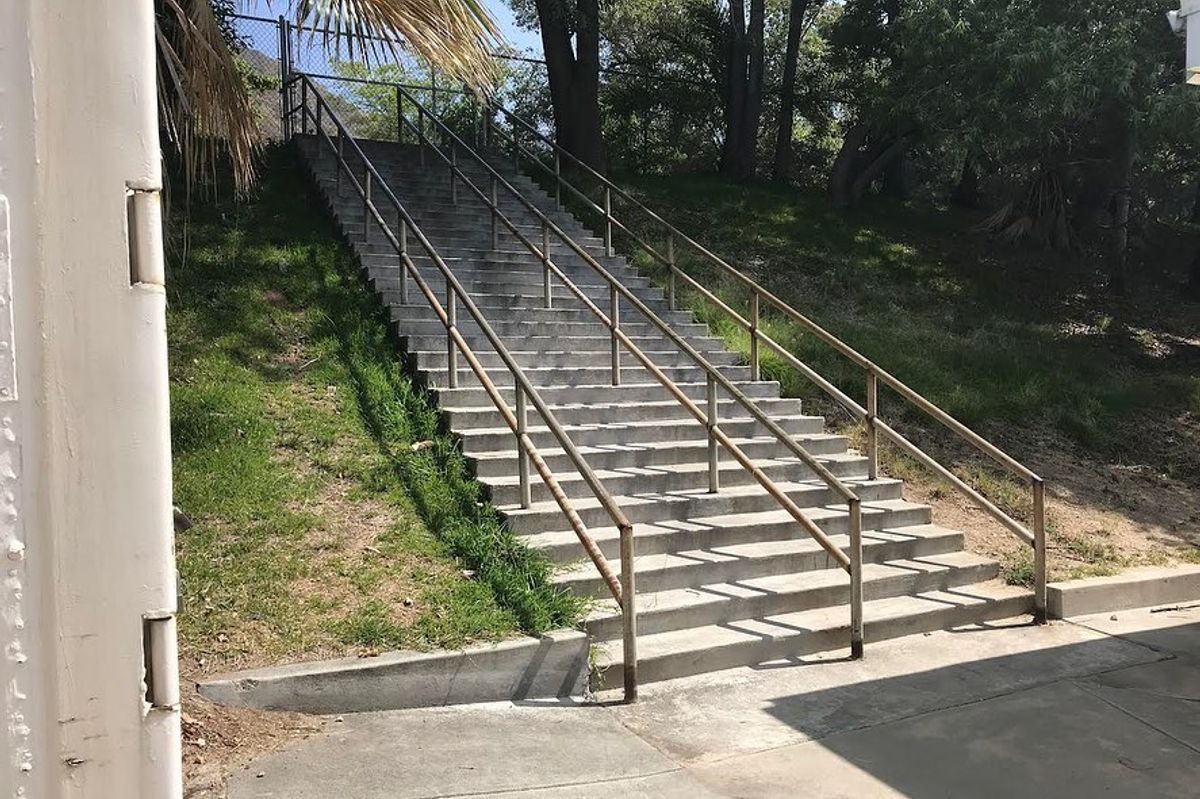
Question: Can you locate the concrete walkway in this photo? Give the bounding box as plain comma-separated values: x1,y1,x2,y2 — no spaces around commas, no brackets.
228,605,1200,798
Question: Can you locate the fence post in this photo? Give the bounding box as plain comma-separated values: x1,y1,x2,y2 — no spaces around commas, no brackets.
849,498,864,659
418,106,426,167
300,79,308,135
866,370,878,480
335,130,343,193
446,278,458,389
749,292,760,381
610,285,621,386
706,373,720,493
277,16,290,139
620,523,638,703
450,143,458,205
1033,479,1048,623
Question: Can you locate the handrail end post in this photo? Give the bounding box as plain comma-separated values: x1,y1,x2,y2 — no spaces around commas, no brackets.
866,370,879,481
619,523,638,704
1032,478,1048,624
849,497,865,659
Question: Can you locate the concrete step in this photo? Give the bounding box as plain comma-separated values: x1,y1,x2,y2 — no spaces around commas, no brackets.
590,581,1034,689
431,379,784,409
447,395,805,431
550,497,933,595
504,478,919,537
417,362,754,390
467,432,844,479
412,347,741,374
456,411,825,455
487,451,867,507
585,550,1001,638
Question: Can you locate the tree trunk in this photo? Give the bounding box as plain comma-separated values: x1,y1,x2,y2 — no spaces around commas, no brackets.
771,0,810,183
951,153,981,209
719,0,765,180
1191,177,1200,224
535,0,607,172
1108,112,1136,294
829,123,867,209
850,134,911,203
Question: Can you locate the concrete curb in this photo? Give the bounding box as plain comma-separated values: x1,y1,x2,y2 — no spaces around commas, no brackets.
1048,564,1200,619
197,629,589,714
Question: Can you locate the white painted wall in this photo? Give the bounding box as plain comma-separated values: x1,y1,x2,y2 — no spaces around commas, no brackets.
0,1,181,797
1181,0,1200,84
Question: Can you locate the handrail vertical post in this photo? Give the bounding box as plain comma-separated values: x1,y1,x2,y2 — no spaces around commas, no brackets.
315,99,322,140
749,292,761,381
706,373,720,493
849,498,864,659
610,285,621,386
396,85,403,143
490,176,499,250
335,129,343,193
516,386,531,508
450,143,458,205
554,152,562,209
363,170,372,243
620,523,638,703
512,126,519,170
430,66,438,116
604,187,614,257
1033,479,1047,623
542,223,552,309
399,218,409,305
418,106,426,167
446,278,458,389
866,370,879,480
667,235,676,311
483,103,492,149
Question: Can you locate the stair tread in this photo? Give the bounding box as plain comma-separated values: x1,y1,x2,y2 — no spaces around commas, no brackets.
470,432,840,462
585,550,1000,619
459,412,822,441
600,581,1033,662
551,516,948,583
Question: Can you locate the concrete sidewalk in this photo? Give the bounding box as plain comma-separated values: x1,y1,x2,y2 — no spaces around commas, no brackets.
227,605,1200,798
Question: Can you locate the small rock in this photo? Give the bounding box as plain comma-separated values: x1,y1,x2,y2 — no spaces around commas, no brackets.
402,597,414,607
460,569,477,580
334,716,344,723
411,440,434,452
256,772,265,779
1111,614,1119,621
195,738,207,748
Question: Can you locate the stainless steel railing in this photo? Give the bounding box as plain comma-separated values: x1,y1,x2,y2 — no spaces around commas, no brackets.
484,100,1050,623
325,75,870,658
283,73,642,699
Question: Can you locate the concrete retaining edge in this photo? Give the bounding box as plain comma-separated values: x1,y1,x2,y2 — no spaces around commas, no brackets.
197,629,589,714
1048,564,1200,619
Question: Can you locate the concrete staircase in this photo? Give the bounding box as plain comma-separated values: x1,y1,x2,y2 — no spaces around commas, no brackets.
296,136,1033,689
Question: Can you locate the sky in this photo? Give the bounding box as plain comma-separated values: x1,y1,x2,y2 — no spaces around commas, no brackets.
239,1,542,55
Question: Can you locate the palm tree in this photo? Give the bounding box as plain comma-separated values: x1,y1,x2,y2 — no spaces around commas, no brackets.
156,0,500,193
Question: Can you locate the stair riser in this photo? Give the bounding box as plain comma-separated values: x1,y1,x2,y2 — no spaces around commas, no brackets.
469,436,842,479
561,511,949,599
447,397,805,431
431,380,784,409
418,364,754,390
592,593,1034,689
389,303,697,328
414,348,741,373
488,453,866,507
459,414,824,455
587,560,1001,639
403,334,726,356
507,480,922,537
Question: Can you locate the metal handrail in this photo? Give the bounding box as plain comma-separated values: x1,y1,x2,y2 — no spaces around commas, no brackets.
284,74,641,698
485,100,1049,622
345,76,869,658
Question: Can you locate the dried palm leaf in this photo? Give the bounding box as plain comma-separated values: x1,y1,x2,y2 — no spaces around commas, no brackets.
158,0,262,194
295,0,502,92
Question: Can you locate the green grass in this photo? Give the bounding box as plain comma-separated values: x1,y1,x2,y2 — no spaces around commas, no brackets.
171,147,580,672
611,173,1200,480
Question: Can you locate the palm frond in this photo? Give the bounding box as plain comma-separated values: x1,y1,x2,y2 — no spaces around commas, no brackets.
158,0,262,194
295,0,502,92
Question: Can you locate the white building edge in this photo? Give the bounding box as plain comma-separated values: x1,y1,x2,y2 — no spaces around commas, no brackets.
0,1,181,797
